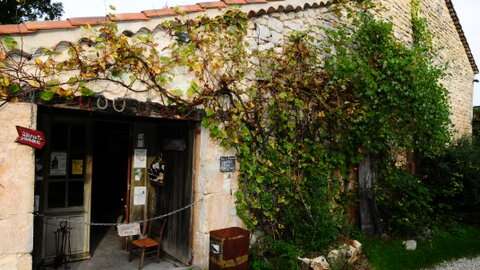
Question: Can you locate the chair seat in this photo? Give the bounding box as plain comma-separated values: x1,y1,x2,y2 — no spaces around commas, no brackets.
132,238,159,248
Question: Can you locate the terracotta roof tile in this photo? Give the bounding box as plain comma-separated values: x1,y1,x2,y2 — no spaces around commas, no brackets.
0,0,476,75
246,0,268,3
110,12,149,21
0,24,33,34
198,1,228,9
177,4,205,13
68,17,107,26
142,8,177,18
24,20,74,31
223,0,248,5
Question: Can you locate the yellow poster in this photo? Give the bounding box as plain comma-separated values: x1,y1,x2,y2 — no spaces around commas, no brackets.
72,160,83,175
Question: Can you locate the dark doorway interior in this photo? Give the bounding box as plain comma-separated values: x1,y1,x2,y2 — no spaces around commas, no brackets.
90,121,130,253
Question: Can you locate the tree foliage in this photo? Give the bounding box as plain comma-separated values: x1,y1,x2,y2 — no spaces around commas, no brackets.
0,0,63,24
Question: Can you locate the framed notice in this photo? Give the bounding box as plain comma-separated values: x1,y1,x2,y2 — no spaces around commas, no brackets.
50,152,67,176
134,149,147,168
133,186,146,206
71,159,83,175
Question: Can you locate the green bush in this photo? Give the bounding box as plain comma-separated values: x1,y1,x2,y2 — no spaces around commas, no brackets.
376,167,434,235
376,138,480,236
420,138,480,213
250,238,301,270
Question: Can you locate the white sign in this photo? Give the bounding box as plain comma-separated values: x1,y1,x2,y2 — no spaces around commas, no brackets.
134,186,146,206
50,152,67,176
117,223,141,237
133,149,147,168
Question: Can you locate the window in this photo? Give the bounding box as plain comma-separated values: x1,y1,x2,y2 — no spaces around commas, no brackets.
47,122,86,209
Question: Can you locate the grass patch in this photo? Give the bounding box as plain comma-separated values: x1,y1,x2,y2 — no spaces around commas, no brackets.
361,225,480,270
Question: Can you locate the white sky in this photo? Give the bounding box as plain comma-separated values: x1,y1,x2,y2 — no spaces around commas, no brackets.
58,0,480,105
451,0,480,106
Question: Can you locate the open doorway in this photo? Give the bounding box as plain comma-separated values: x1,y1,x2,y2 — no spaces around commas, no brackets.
90,121,130,253
33,107,196,269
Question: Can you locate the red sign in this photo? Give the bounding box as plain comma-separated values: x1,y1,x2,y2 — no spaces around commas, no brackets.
15,126,46,149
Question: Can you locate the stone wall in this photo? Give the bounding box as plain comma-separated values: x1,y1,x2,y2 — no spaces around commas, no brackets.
247,0,475,137
421,0,475,136
0,102,37,270
191,128,244,267
375,0,475,136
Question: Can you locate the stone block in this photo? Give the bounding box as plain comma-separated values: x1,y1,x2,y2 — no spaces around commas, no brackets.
284,20,302,31
0,143,35,218
256,23,271,41
267,17,284,33
0,254,32,270
0,214,33,254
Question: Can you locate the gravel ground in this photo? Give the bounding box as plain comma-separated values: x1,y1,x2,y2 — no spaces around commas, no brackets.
427,257,480,270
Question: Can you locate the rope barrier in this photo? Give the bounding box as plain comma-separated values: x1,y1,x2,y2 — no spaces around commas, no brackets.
35,197,204,227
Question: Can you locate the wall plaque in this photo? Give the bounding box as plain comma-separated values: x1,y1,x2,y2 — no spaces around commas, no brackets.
133,186,146,206
220,156,236,172
133,149,147,168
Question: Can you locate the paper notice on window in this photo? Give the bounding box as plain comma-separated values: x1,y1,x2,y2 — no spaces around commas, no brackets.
50,152,67,176
71,159,83,175
117,223,141,237
133,186,146,206
133,149,147,168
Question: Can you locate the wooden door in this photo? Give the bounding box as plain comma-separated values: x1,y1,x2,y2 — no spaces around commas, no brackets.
39,114,92,261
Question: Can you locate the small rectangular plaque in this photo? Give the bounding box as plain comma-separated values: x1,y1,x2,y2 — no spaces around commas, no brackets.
117,223,141,237
133,186,146,206
220,156,236,172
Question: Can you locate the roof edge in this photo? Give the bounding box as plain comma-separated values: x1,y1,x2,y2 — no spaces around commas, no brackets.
0,0,476,74
445,0,478,74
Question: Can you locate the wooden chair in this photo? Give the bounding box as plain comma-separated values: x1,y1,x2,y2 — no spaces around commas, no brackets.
128,219,167,270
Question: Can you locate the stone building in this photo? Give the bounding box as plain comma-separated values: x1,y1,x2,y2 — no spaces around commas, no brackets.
0,0,477,269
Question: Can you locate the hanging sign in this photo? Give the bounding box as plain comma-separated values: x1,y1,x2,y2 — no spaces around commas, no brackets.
15,126,46,149
117,223,141,237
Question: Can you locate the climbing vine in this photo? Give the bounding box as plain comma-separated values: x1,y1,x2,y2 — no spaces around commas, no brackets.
0,9,249,113
0,0,452,264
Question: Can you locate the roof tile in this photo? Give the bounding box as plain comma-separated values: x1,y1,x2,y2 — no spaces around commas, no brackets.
177,4,205,13
223,0,248,5
199,1,228,9
110,12,149,21
246,0,268,3
68,16,107,26
142,8,176,18
0,0,476,75
0,24,33,34
24,20,74,31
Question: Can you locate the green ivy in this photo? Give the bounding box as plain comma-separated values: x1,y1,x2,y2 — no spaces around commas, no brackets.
203,2,451,264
